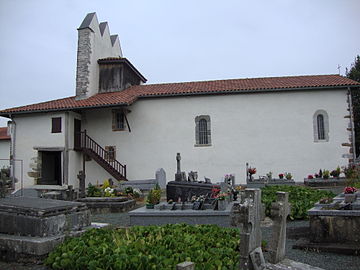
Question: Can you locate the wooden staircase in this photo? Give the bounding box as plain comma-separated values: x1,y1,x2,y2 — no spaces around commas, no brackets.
75,130,127,181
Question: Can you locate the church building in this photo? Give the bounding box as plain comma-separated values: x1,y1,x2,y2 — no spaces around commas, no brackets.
1,13,359,192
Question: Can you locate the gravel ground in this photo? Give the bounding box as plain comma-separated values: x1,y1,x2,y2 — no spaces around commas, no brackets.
261,220,360,270
2,210,359,270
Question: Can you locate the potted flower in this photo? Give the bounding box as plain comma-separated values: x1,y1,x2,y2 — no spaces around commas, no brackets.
285,172,292,180
266,171,273,180
146,190,155,209
278,173,284,179
330,166,341,178
216,192,229,210
322,170,330,179
307,175,314,179
344,186,358,203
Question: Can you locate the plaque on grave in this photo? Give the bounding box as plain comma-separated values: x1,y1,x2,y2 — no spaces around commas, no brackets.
192,201,203,210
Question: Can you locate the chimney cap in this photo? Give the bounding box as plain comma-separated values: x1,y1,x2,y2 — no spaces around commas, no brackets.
78,12,97,30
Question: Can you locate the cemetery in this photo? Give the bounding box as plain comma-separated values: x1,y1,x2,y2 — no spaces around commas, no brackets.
1,155,360,269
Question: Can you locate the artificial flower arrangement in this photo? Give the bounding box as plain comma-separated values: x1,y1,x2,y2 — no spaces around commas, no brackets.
344,186,357,194
330,166,341,178
248,167,257,175
211,187,221,198
278,173,284,179
215,192,229,201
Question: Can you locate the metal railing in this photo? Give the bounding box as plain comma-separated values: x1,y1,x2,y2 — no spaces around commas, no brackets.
77,130,126,179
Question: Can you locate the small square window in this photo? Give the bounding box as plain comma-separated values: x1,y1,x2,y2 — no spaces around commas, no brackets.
105,146,116,161
51,117,62,133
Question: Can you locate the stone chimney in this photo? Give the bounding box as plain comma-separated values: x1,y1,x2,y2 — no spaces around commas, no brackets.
75,12,122,99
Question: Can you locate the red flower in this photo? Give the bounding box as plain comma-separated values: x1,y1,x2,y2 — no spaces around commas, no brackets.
344,186,357,194
307,175,314,179
248,168,257,175
211,188,220,198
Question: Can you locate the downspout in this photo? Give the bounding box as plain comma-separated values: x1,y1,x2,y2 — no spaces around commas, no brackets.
64,112,69,186
8,115,16,190
348,88,357,162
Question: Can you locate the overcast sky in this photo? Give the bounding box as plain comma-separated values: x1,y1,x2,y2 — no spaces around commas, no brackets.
0,0,359,126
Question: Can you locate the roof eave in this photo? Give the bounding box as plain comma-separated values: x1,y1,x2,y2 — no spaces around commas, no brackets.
0,102,131,117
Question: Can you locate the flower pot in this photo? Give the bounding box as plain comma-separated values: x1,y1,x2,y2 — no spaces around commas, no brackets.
344,194,356,203
217,200,227,211
146,203,154,209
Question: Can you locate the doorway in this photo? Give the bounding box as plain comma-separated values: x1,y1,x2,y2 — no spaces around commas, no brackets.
74,118,82,150
39,151,62,185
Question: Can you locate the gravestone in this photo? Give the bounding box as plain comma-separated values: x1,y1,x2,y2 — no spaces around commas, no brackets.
175,153,186,181
231,188,263,270
167,153,219,201
156,168,167,189
77,170,86,198
269,192,290,264
187,171,198,182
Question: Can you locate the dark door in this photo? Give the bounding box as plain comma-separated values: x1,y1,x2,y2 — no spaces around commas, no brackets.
39,151,62,185
74,119,81,150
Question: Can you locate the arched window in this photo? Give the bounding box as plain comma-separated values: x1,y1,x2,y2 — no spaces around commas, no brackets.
317,114,325,140
199,119,208,144
195,115,211,146
313,110,329,142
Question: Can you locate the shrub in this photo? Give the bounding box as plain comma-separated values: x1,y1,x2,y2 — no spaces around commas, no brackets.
86,183,102,197
45,224,240,270
261,185,335,220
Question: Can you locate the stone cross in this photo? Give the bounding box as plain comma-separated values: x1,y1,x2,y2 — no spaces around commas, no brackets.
269,192,290,264
175,153,185,181
176,153,181,174
231,188,263,270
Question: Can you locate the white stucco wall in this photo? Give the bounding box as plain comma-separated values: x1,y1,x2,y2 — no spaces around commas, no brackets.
12,113,66,189
0,139,10,169
81,89,351,184
10,88,352,189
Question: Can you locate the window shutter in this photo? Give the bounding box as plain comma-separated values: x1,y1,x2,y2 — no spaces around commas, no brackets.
51,117,62,133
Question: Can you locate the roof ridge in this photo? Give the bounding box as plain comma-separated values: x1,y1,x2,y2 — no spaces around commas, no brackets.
141,74,344,87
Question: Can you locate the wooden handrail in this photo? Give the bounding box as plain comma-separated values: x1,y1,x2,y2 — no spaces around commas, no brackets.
77,130,126,179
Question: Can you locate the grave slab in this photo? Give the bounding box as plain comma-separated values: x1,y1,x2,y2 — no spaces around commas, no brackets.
0,197,90,237
129,202,235,227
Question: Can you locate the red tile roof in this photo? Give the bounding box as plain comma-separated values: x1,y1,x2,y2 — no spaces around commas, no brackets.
0,127,10,140
0,74,359,115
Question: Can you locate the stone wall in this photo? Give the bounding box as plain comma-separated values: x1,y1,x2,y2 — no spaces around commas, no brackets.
75,13,122,99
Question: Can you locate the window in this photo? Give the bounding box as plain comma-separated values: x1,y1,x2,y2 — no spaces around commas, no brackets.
105,146,116,161
112,110,125,131
313,110,329,142
195,115,211,146
317,114,325,140
199,119,208,144
51,117,62,133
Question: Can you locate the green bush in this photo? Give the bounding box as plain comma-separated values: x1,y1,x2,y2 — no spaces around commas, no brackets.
261,185,335,220
45,224,240,270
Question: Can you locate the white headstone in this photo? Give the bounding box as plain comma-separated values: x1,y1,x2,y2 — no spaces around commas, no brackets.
156,168,166,189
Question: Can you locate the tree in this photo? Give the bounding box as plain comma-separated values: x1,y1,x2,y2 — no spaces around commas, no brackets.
346,55,360,157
